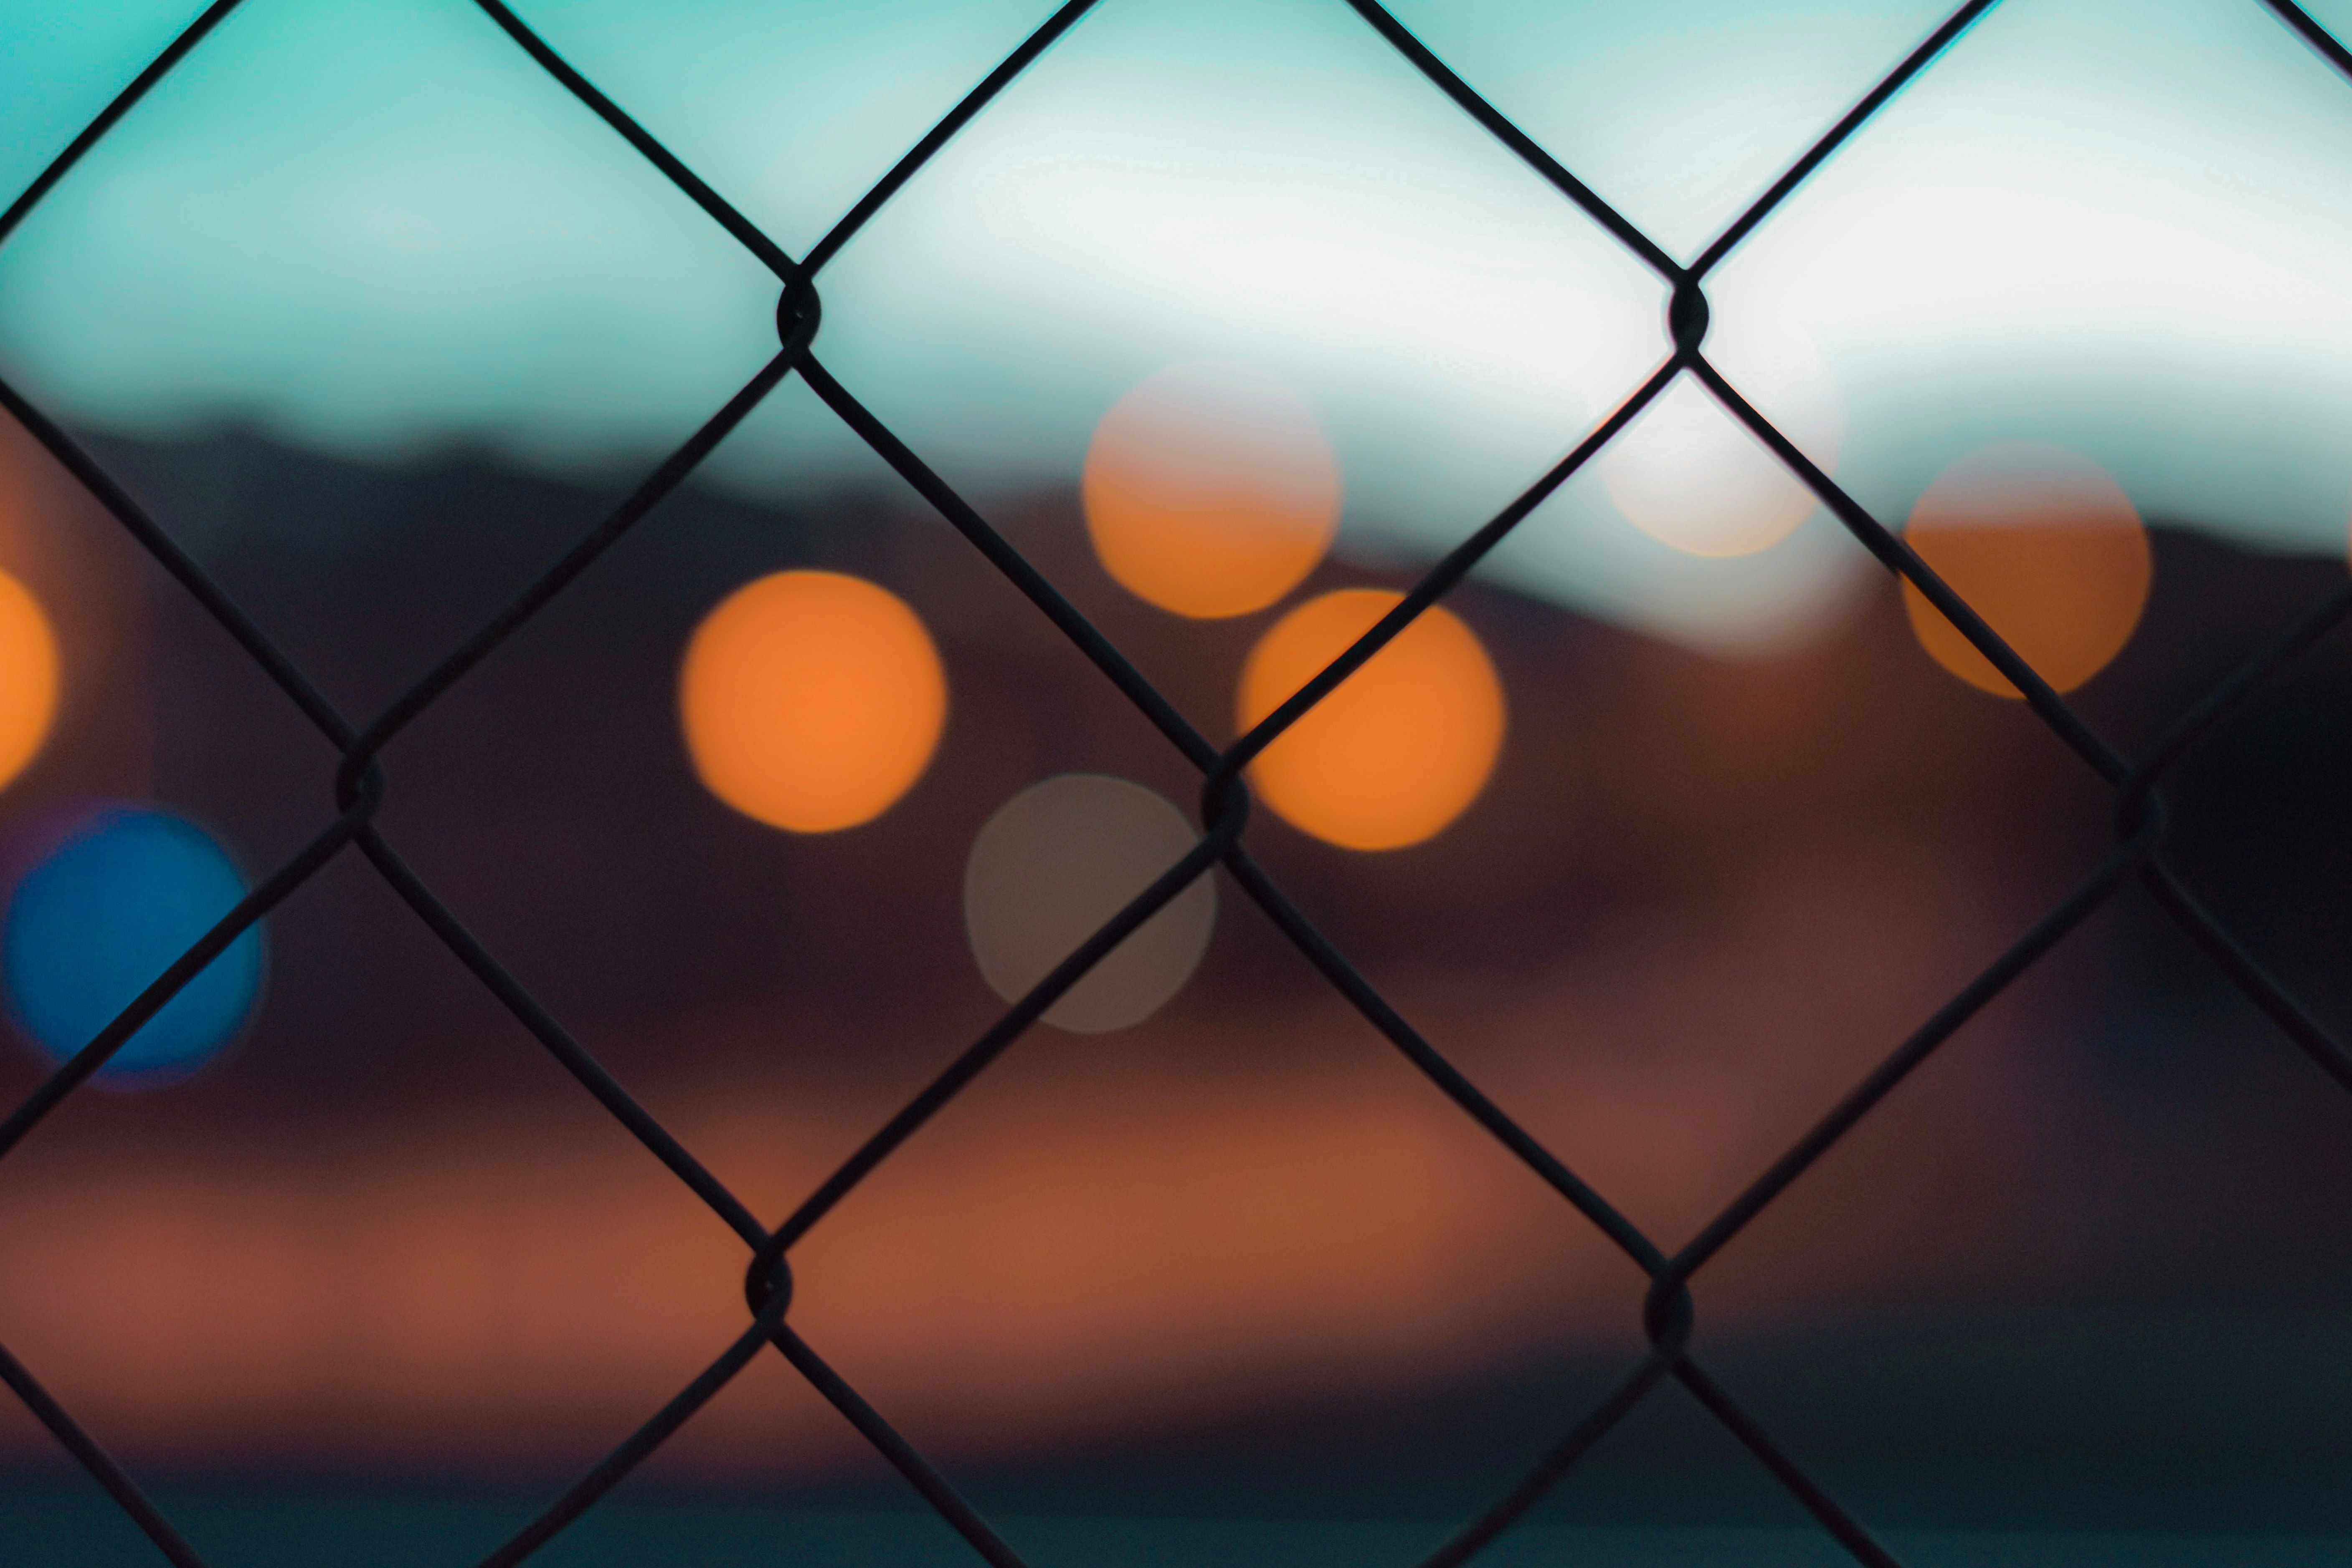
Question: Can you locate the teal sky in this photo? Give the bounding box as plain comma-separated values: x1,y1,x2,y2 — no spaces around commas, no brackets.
5,0,2352,651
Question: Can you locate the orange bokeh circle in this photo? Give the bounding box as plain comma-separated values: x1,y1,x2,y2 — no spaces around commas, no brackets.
679,570,947,833
0,572,57,793
1901,443,2152,699
1237,589,1504,851
1083,360,1341,619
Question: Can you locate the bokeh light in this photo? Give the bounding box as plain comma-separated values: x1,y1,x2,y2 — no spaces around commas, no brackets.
1082,360,1342,618
963,774,1217,1034
1237,590,1505,851
3,805,264,1088
680,570,948,833
1901,442,2152,699
1599,314,1843,557
0,570,58,794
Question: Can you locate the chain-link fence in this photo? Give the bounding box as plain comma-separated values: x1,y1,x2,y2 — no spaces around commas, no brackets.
4,1,2352,1563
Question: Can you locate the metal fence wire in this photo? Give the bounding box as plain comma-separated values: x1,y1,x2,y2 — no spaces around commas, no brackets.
3,0,2352,1563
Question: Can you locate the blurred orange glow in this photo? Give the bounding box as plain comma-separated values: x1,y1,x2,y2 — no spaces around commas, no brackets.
0,570,58,792
1901,443,2151,699
679,571,946,832
1082,360,1341,618
1238,590,1503,851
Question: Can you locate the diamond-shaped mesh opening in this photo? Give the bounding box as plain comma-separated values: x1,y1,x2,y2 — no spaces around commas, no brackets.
6,2,2352,1565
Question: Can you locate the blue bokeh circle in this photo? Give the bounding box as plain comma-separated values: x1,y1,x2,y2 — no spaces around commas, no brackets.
3,805,264,1088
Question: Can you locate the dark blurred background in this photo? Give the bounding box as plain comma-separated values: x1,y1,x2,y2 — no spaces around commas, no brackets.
0,419,2350,1563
